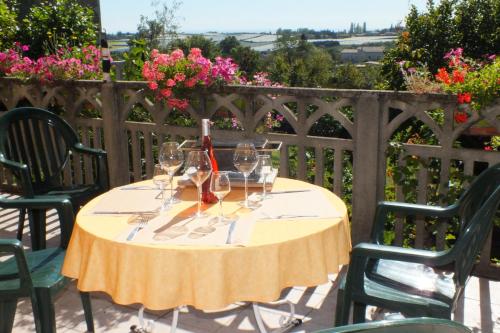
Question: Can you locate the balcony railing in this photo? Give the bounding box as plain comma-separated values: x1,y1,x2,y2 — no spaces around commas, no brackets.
0,77,499,278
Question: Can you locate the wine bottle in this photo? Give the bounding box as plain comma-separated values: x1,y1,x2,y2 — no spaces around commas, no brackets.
201,119,219,203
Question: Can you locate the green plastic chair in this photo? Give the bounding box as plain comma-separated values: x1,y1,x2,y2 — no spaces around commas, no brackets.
335,163,500,326
0,196,94,333
314,317,471,333
0,107,109,250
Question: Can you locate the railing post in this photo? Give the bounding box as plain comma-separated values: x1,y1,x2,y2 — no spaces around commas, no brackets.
351,93,382,245
101,82,129,188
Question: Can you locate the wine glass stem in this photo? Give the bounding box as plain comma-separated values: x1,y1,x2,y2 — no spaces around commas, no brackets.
169,174,174,204
244,174,248,207
218,198,223,222
262,176,266,199
197,184,202,216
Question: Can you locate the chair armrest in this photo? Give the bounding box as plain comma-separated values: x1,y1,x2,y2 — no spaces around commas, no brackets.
0,238,23,252
0,238,32,287
352,243,448,264
0,154,34,196
73,143,107,157
72,143,110,191
314,317,472,333
371,201,459,244
0,195,75,247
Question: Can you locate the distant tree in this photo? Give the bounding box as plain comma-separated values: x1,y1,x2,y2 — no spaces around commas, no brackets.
229,45,261,77
363,22,367,33
0,0,18,50
20,0,97,58
137,0,182,50
381,0,500,89
266,34,333,87
219,36,240,55
169,35,220,59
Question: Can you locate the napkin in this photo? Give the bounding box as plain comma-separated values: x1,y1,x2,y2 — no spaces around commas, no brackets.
88,188,162,214
253,189,342,220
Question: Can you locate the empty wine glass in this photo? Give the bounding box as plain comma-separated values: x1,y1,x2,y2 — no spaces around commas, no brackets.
210,171,232,224
256,154,272,200
185,150,212,218
159,141,184,206
233,142,258,208
153,164,170,211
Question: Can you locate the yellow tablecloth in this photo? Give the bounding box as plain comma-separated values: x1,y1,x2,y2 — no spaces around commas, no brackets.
62,177,351,311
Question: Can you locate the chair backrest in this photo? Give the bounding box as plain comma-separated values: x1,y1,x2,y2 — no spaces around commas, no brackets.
451,172,500,287
0,107,79,196
455,163,500,233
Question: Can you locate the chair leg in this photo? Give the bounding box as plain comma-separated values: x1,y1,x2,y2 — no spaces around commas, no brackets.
28,209,47,250
80,292,95,332
34,289,56,333
17,208,26,241
334,285,345,326
0,298,18,333
352,302,367,324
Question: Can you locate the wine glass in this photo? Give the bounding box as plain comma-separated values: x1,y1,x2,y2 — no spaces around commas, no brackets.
152,164,170,211
233,142,258,208
159,141,184,206
256,154,272,200
185,150,212,218
210,171,232,224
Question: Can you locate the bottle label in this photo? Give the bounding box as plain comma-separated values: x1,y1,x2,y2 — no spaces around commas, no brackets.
202,119,210,136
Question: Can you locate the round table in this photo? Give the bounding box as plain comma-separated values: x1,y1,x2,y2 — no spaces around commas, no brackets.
62,177,351,312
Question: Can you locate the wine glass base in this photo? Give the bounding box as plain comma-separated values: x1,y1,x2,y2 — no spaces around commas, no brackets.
209,215,238,226
238,201,261,209
191,211,210,218
168,196,181,205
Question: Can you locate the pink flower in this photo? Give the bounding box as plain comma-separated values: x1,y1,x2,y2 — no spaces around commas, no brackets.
160,89,172,98
166,79,176,87
184,78,197,88
148,81,158,90
170,49,184,61
174,73,186,82
21,45,30,52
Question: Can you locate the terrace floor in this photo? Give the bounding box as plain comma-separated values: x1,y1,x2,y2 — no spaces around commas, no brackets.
1,204,500,333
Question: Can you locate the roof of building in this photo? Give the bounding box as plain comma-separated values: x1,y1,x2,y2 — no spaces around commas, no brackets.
341,49,358,54
360,46,385,53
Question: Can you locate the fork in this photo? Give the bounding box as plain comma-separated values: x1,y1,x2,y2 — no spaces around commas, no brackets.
126,214,155,241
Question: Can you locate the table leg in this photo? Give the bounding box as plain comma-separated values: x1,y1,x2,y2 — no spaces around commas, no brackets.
252,301,302,333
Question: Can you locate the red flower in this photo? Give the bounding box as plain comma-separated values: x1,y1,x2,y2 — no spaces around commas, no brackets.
484,146,493,151
452,69,465,83
457,92,472,104
435,68,451,85
454,111,468,123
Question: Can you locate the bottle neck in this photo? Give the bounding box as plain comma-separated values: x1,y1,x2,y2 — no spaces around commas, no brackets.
202,119,210,136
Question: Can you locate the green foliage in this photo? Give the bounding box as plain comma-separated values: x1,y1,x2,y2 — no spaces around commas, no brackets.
122,39,149,81
266,34,334,87
219,36,240,55
227,45,261,77
19,0,97,58
381,0,500,89
169,35,220,59
0,0,18,51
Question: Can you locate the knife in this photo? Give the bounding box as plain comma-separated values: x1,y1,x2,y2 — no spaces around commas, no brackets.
226,221,236,244
269,189,312,194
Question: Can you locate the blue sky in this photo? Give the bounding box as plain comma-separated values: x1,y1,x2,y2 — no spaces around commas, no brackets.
101,0,436,34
